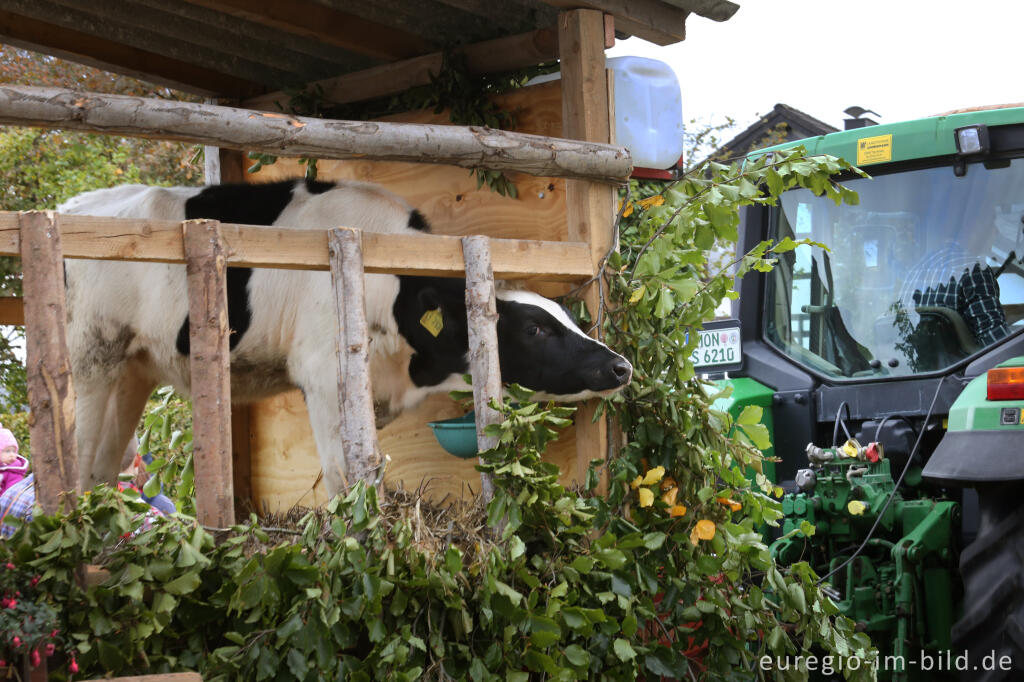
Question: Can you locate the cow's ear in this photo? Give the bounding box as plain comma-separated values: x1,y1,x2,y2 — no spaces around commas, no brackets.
417,287,441,311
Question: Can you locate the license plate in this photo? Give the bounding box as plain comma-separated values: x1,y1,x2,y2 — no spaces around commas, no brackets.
689,326,741,368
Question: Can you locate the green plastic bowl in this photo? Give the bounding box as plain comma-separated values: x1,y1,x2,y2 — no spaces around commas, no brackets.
428,412,479,458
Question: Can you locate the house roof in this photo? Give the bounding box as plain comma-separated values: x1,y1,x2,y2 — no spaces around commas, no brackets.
0,0,739,107
715,103,838,161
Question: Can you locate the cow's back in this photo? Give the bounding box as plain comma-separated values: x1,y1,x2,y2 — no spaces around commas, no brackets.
59,180,424,400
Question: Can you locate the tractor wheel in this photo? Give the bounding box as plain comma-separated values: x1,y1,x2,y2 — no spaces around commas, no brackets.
951,484,1024,681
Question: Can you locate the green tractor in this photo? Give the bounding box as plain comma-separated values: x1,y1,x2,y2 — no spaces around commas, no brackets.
707,106,1024,679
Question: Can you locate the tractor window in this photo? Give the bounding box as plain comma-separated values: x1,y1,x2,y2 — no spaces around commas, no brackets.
765,158,1024,379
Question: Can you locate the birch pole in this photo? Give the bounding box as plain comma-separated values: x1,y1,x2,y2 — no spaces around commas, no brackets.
0,85,632,184
462,235,501,502
182,219,235,528
328,228,380,491
20,211,79,514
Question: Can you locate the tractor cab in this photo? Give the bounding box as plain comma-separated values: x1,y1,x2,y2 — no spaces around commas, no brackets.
728,107,1024,487
716,106,1024,677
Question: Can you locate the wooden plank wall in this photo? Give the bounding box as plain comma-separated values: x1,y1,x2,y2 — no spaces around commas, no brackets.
246,78,595,510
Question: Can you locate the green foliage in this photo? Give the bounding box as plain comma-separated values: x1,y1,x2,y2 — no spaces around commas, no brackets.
0,560,66,671
138,387,195,516
600,146,873,679
253,48,556,197
0,46,202,432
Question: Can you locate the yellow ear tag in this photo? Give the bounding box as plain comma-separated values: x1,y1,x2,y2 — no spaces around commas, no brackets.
419,308,444,337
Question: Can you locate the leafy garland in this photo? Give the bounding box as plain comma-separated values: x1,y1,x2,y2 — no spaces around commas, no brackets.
249,49,557,197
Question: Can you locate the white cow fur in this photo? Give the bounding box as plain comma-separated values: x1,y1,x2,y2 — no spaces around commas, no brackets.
59,181,621,497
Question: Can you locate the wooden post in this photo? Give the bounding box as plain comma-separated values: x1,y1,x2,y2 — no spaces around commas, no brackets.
462,235,500,501
328,227,380,489
182,219,234,527
559,9,616,490
19,211,79,514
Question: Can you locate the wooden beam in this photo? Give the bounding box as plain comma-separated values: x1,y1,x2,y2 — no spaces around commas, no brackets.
0,10,263,98
328,228,380,491
542,0,689,45
19,211,79,515
0,296,24,325
559,9,615,490
182,219,234,528
0,212,596,280
243,28,560,111
462,235,500,502
181,0,433,61
0,85,632,184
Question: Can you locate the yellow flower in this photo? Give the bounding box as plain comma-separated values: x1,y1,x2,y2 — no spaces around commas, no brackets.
640,466,665,486
630,475,643,490
717,496,742,512
662,486,679,506
638,488,655,508
636,194,665,209
617,199,635,218
689,519,716,545
669,504,687,517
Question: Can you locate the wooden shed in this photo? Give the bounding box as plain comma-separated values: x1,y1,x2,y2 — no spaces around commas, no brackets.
0,0,739,514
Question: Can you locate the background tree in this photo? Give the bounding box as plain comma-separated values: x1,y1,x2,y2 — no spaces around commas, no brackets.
0,45,203,418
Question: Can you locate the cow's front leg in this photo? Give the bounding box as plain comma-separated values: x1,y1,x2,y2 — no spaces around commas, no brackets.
300,380,349,499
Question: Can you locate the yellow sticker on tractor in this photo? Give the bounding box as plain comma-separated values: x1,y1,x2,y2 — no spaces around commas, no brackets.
856,134,893,165
420,308,444,337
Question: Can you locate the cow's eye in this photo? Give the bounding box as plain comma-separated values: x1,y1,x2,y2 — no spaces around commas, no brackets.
526,324,548,337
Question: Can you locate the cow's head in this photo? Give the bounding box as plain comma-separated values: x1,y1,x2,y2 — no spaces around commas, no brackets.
394,277,632,400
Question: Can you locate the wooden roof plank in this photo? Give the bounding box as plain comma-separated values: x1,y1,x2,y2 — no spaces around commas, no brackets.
0,10,263,98
541,0,688,45
131,0,377,67
243,28,560,112
48,0,351,82
660,0,739,22
182,0,436,62
3,0,303,90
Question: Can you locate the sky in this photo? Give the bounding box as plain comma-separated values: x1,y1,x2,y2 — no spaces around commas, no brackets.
607,0,1024,137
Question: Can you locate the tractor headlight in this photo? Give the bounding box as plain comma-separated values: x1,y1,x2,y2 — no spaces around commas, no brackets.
955,124,990,155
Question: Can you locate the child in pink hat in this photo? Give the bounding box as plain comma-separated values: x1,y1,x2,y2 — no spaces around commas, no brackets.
0,425,28,497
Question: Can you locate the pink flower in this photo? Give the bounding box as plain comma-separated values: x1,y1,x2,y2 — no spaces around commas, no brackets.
45,643,55,656
4,562,14,570
29,576,39,587
12,635,21,648
31,649,40,667
69,656,79,673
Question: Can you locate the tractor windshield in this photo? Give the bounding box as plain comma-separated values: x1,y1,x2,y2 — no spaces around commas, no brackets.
765,158,1024,379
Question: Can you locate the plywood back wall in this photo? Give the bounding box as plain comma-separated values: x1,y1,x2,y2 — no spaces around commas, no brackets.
244,79,588,511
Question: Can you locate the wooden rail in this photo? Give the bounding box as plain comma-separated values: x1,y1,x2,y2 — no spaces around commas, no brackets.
0,85,632,184
0,213,593,280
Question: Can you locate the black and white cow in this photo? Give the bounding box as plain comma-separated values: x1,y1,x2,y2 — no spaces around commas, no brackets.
58,179,632,496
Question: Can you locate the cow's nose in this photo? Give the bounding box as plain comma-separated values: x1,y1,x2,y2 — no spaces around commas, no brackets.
611,359,632,385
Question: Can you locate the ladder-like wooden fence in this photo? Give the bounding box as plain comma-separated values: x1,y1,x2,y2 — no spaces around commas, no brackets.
0,210,606,526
